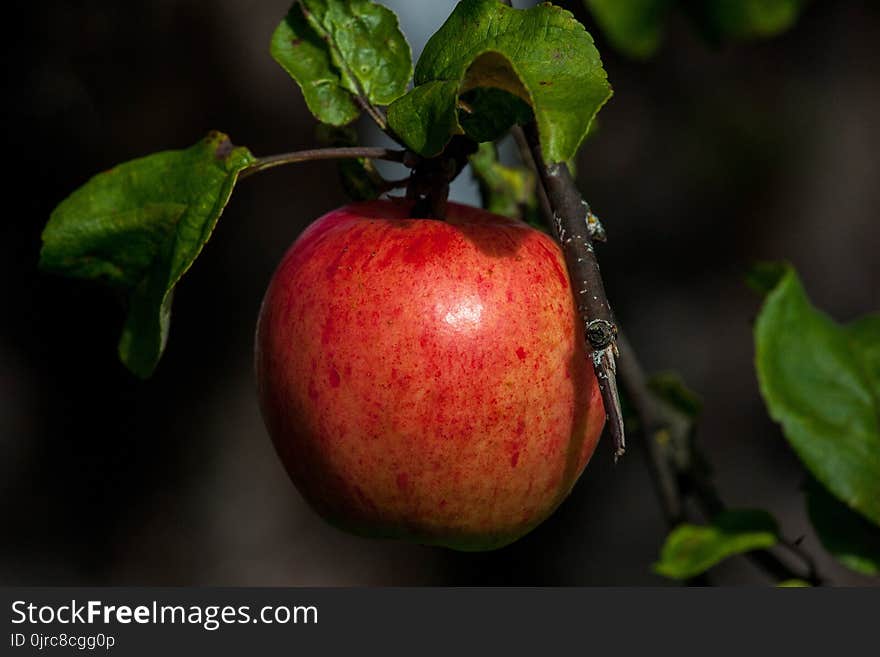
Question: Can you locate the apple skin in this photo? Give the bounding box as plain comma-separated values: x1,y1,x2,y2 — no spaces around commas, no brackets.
255,199,605,550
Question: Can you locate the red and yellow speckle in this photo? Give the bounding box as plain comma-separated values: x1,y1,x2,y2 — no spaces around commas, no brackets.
255,199,605,550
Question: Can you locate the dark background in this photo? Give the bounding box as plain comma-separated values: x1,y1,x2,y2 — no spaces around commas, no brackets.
2,0,877,585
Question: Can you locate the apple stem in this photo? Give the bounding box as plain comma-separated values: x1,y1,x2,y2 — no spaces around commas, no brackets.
240,147,408,179
519,122,626,460
407,136,477,219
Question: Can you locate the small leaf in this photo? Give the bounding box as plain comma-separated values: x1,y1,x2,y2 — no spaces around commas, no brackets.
777,579,811,587
271,3,360,126
271,1,412,125
270,0,412,127
386,80,463,157
755,265,880,526
647,372,703,418
469,142,537,222
393,0,611,163
301,0,412,105
694,0,808,41
40,132,255,378
654,510,779,580
746,260,790,295
584,0,672,59
806,478,880,577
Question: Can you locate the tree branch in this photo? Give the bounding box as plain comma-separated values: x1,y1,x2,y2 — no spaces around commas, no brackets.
519,122,625,459
407,136,477,220
354,94,390,133
504,0,821,587
615,333,686,525
241,147,407,179
513,122,822,585
616,333,824,585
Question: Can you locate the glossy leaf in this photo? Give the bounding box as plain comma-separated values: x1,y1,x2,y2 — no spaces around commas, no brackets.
755,265,880,526
806,478,880,577
654,510,779,580
40,132,255,378
386,80,463,157
271,0,412,125
584,0,672,59
393,0,611,163
270,3,360,125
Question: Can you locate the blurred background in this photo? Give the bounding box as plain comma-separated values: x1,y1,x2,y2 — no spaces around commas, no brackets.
2,0,878,585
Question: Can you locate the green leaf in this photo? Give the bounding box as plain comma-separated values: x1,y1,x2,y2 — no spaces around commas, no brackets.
848,315,880,396
271,1,412,125
40,132,255,378
647,372,703,418
654,510,779,580
270,4,360,125
386,80,463,157
458,87,534,144
755,265,880,526
746,260,790,295
469,142,537,222
699,0,808,40
806,478,880,577
584,0,672,59
777,579,811,587
392,0,611,163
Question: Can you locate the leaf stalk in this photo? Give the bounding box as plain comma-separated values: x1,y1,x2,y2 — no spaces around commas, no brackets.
241,146,408,179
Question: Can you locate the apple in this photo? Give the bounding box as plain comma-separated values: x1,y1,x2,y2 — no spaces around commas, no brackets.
255,199,605,550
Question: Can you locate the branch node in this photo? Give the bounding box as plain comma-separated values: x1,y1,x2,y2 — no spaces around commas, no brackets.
586,319,616,351
587,211,607,242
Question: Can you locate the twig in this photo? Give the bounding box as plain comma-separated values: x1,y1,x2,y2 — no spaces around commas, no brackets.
354,95,390,133
616,333,685,525
505,0,821,587
520,122,626,460
514,124,822,584
240,147,407,178
511,127,554,232
407,136,477,220
616,334,825,585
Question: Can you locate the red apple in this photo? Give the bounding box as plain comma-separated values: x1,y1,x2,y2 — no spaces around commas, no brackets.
255,199,605,550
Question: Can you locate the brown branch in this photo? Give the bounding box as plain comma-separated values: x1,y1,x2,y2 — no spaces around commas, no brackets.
240,147,407,179
354,94,390,133
513,121,822,584
511,126,555,234
407,136,477,220
502,0,822,587
616,333,824,585
616,333,686,525
520,122,625,460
